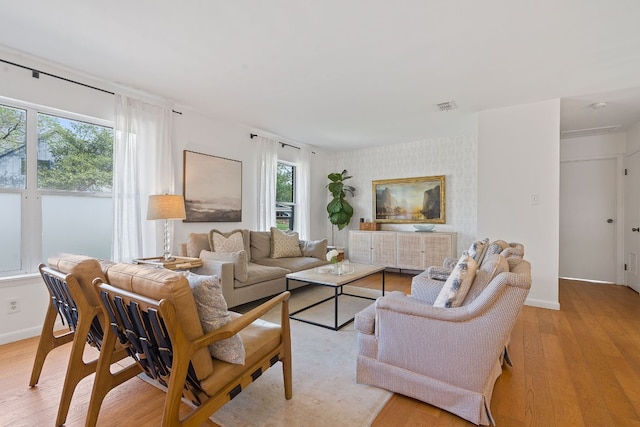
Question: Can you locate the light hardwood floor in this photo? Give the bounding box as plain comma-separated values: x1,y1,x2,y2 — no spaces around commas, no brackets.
1,274,638,426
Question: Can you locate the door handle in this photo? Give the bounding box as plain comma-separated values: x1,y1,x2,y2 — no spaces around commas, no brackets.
633,227,640,232
607,218,614,223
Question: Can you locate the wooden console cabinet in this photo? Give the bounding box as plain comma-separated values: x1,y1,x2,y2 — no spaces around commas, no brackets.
348,230,457,271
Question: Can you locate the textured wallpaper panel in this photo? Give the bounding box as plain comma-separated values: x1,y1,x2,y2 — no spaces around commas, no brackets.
327,135,477,257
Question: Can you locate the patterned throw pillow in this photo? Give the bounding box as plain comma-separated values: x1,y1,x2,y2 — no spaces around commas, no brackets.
433,252,478,308
270,227,303,258
210,229,245,253
467,238,489,263
185,272,245,365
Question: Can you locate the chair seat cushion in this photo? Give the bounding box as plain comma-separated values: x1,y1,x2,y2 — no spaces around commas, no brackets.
199,318,282,396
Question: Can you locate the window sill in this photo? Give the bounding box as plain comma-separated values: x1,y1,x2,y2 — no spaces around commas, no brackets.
0,273,40,288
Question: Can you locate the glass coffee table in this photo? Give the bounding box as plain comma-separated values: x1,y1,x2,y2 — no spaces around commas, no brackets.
285,263,385,330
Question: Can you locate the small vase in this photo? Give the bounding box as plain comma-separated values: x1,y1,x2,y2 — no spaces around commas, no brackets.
333,262,341,275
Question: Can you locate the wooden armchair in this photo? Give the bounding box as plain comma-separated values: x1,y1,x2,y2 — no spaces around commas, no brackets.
86,263,292,427
30,256,137,427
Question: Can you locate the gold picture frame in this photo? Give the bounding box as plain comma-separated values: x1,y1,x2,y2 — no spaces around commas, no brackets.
372,175,445,224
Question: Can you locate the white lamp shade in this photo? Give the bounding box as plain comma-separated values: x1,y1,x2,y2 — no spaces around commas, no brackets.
147,194,187,220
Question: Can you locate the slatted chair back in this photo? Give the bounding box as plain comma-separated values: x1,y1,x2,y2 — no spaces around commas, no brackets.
38,265,104,347
30,261,137,427
98,282,206,404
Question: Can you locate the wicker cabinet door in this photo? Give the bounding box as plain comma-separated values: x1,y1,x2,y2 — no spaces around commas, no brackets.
348,231,372,264
421,233,454,268
371,232,397,267
395,233,424,269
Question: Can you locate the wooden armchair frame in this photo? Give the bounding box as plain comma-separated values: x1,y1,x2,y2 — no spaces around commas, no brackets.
86,280,292,427
30,264,136,427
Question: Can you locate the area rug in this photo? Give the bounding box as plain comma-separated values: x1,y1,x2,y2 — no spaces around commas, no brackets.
208,284,391,427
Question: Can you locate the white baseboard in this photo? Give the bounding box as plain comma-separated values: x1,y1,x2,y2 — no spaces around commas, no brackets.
0,325,45,345
0,319,64,345
525,297,560,311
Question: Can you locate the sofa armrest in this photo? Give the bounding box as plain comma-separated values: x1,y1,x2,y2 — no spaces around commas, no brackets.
193,260,235,305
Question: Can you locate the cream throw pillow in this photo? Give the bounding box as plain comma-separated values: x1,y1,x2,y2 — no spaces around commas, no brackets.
299,238,328,260
185,272,245,365
200,249,249,282
210,229,245,253
433,252,478,308
270,227,303,258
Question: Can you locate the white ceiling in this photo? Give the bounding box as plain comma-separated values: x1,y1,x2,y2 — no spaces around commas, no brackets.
2,1,640,150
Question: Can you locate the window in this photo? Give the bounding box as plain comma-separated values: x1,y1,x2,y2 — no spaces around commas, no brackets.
276,162,295,231
0,100,113,277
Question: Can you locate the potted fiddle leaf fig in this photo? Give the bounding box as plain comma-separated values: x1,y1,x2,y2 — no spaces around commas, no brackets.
326,170,355,231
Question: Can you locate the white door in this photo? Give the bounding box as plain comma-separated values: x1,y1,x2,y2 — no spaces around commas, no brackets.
625,152,640,293
560,158,617,282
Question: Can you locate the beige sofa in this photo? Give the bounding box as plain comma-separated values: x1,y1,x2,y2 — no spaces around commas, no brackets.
181,228,329,307
354,245,531,425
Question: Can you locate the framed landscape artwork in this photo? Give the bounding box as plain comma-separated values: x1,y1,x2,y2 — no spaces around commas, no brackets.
183,150,242,222
372,175,445,224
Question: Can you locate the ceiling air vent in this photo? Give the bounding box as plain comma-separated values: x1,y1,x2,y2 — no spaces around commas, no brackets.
560,125,622,139
437,100,457,112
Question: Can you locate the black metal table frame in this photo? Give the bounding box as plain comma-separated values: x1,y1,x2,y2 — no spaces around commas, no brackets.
285,269,385,331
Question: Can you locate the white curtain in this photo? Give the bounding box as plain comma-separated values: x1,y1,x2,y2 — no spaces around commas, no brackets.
112,94,173,262
294,147,311,240
256,135,278,231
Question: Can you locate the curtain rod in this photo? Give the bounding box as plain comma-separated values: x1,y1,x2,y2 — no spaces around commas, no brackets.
250,133,315,154
0,58,182,115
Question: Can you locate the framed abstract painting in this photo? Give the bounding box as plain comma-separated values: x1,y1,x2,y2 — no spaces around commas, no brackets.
183,150,242,222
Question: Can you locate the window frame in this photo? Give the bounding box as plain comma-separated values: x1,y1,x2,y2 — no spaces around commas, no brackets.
276,160,296,231
0,96,113,277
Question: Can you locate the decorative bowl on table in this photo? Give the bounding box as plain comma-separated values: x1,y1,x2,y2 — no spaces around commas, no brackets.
413,224,435,232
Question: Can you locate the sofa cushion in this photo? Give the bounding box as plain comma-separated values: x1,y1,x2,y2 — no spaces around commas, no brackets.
186,232,211,258
250,231,272,260
433,252,478,308
200,249,249,282
270,227,303,258
209,229,246,253
299,238,328,260
47,253,109,308
105,263,213,380
234,263,291,288
185,271,245,365
462,254,509,305
254,256,328,273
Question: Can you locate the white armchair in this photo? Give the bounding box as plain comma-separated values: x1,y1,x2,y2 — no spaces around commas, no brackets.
355,258,531,425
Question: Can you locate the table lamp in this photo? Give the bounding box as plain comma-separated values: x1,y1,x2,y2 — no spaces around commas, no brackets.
147,194,187,261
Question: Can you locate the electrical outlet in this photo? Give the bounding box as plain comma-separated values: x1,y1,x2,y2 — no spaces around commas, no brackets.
7,298,20,314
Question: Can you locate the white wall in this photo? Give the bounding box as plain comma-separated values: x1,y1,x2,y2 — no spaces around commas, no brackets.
327,121,479,255
627,120,640,155
478,99,561,310
561,133,626,160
